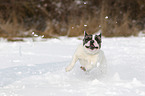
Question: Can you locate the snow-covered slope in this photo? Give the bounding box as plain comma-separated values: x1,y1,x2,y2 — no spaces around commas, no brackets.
0,37,145,96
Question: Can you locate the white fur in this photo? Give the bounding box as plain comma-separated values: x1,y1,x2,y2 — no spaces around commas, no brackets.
92,34,95,40
66,44,107,73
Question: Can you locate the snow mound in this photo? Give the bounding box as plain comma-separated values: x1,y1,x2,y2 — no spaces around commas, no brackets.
0,37,145,96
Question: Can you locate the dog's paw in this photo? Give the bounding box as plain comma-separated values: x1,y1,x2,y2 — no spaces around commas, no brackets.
65,66,72,72
80,66,86,71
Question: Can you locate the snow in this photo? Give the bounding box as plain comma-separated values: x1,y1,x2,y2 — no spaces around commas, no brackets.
0,37,145,96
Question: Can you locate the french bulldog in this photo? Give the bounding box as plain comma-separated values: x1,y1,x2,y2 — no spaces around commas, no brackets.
66,31,107,73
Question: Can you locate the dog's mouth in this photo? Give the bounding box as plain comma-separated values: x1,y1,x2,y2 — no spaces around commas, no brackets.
85,45,98,50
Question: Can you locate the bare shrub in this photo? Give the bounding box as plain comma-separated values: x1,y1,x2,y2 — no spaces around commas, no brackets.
0,0,144,38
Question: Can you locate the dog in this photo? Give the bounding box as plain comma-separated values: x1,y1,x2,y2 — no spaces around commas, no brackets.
65,31,107,74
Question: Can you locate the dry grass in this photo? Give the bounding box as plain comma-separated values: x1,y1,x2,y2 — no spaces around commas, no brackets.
0,20,25,38
101,13,138,37
67,17,101,37
0,0,144,39
99,0,140,37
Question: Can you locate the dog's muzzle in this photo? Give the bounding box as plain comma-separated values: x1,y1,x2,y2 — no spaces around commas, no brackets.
85,40,99,50
85,44,98,50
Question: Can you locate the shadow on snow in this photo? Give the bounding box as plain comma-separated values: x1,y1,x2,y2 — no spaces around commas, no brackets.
0,61,68,87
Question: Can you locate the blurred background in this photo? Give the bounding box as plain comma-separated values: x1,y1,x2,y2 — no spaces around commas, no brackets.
0,0,145,39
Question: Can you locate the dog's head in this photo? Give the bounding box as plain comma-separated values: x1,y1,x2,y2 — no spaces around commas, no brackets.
83,31,102,51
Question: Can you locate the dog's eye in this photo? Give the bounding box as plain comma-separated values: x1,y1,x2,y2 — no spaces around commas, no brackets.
86,37,91,40
95,36,101,43
85,36,92,40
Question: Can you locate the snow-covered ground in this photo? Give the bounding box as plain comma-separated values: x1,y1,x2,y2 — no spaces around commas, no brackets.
0,37,145,96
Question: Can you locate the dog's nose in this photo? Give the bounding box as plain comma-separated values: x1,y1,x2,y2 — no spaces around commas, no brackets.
90,40,94,44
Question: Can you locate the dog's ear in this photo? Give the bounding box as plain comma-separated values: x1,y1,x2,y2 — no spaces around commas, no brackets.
99,33,101,38
95,33,102,43
84,31,88,37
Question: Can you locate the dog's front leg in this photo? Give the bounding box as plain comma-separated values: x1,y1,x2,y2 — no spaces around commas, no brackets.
66,55,78,72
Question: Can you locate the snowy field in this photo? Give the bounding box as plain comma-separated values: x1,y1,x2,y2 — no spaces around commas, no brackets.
0,36,145,96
